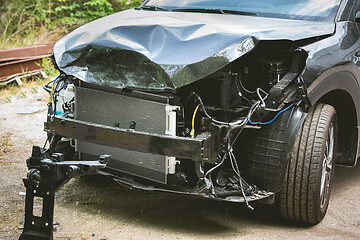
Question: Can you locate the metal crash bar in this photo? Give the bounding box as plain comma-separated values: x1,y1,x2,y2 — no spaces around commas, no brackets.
44,116,217,161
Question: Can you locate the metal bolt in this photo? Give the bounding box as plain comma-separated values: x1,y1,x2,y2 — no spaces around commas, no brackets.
99,155,111,164
52,153,64,162
66,167,73,176
130,121,136,130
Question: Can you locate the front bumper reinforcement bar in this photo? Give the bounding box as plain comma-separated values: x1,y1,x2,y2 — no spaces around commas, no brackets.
44,116,217,161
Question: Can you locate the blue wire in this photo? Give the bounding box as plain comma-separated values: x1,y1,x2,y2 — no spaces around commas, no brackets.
52,75,60,87
51,75,60,100
249,104,293,125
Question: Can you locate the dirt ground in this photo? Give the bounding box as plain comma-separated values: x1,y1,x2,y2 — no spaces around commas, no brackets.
1,85,360,240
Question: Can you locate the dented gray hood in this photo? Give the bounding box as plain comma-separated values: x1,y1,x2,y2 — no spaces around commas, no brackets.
54,9,335,91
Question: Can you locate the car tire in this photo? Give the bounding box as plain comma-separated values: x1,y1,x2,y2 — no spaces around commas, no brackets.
279,103,337,225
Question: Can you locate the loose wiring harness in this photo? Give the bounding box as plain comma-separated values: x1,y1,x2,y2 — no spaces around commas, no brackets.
249,103,294,125
188,85,295,209
48,75,61,104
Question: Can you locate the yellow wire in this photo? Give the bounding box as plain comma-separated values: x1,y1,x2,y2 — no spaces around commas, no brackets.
190,105,200,137
48,80,58,103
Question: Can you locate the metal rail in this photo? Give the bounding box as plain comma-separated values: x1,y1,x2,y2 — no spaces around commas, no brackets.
0,44,54,81
0,44,54,62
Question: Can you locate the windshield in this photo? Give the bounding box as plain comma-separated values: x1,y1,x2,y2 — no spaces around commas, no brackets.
142,0,342,21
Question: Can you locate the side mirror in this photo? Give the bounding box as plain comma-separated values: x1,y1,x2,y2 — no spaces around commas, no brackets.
355,11,360,23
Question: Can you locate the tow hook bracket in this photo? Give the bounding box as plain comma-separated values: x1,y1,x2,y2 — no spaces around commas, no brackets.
19,146,109,240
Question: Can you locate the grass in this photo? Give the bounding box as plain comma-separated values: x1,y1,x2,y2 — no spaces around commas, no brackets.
0,79,46,102
5,96,12,103
0,27,61,49
2,138,10,147
0,56,58,103
31,87,38,94
0,136,11,153
19,91,27,98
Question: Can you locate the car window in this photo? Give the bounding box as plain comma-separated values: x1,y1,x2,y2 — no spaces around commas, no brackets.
143,0,342,21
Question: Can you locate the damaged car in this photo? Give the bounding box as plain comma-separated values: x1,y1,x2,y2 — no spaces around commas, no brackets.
20,0,360,239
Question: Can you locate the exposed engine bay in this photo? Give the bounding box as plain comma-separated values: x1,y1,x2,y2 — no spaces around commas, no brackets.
40,42,307,210
19,1,360,238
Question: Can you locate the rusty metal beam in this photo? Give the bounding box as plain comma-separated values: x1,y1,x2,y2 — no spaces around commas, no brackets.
0,55,47,80
0,44,54,63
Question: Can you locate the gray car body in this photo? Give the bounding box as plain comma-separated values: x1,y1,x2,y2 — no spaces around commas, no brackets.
53,0,360,165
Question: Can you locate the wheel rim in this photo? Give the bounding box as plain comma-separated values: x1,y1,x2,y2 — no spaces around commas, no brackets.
320,122,334,209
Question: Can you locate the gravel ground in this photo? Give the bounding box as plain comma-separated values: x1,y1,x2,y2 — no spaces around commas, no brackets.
1,87,360,240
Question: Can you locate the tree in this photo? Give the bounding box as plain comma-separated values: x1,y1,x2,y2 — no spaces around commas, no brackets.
0,0,143,48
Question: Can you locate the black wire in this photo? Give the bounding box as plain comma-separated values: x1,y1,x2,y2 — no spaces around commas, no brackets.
52,77,68,118
204,153,228,194
188,91,262,208
43,79,56,93
43,137,49,149
238,75,256,94
229,150,254,210
189,92,261,127
234,76,252,105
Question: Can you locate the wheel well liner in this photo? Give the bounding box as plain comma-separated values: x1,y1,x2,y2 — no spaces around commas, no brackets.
318,90,358,166
307,64,360,166
236,105,306,192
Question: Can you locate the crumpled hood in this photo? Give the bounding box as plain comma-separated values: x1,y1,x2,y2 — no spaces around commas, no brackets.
54,9,335,91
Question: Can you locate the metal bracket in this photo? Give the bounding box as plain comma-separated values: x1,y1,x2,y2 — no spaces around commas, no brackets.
296,76,310,108
19,146,109,240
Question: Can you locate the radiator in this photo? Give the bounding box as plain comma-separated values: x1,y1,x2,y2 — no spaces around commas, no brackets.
74,86,177,183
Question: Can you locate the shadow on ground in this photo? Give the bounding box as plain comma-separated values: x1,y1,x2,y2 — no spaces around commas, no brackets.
57,162,360,237
332,162,360,195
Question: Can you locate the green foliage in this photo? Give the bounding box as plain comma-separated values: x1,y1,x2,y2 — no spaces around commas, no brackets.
31,87,38,94
0,0,49,47
4,96,11,103
0,0,142,48
19,91,27,98
118,0,143,9
54,0,114,27
0,136,11,153
41,56,59,77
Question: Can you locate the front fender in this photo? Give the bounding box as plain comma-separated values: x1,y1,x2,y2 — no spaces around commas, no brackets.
307,62,360,125
306,63,360,165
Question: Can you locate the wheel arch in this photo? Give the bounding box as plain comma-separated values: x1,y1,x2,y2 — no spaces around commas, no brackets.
306,64,360,166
